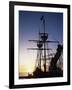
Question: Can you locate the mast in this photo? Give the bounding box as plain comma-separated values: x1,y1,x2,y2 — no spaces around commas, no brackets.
40,16,47,72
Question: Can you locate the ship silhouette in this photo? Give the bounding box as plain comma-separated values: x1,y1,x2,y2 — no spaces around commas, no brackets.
19,16,63,79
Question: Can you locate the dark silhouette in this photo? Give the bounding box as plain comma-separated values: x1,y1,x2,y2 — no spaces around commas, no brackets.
48,44,63,77
33,44,63,78
19,16,63,79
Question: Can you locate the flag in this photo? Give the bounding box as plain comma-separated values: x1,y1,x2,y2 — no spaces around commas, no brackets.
40,16,44,20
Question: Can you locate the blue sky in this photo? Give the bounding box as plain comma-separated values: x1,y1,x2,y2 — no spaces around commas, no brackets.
19,11,63,48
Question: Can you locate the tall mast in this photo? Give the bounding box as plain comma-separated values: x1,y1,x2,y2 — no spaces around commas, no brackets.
43,17,46,72
40,16,47,72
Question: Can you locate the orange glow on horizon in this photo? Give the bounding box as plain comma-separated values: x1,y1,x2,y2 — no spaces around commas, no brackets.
19,64,35,76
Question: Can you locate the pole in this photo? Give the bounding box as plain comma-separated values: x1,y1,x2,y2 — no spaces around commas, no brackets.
43,19,46,72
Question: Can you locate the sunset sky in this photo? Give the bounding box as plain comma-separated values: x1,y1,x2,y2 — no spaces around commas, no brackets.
19,11,63,77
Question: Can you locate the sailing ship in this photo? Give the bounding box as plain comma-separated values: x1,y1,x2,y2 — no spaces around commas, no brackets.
28,16,63,78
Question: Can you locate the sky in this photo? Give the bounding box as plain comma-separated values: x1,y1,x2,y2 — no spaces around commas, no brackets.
19,11,63,77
